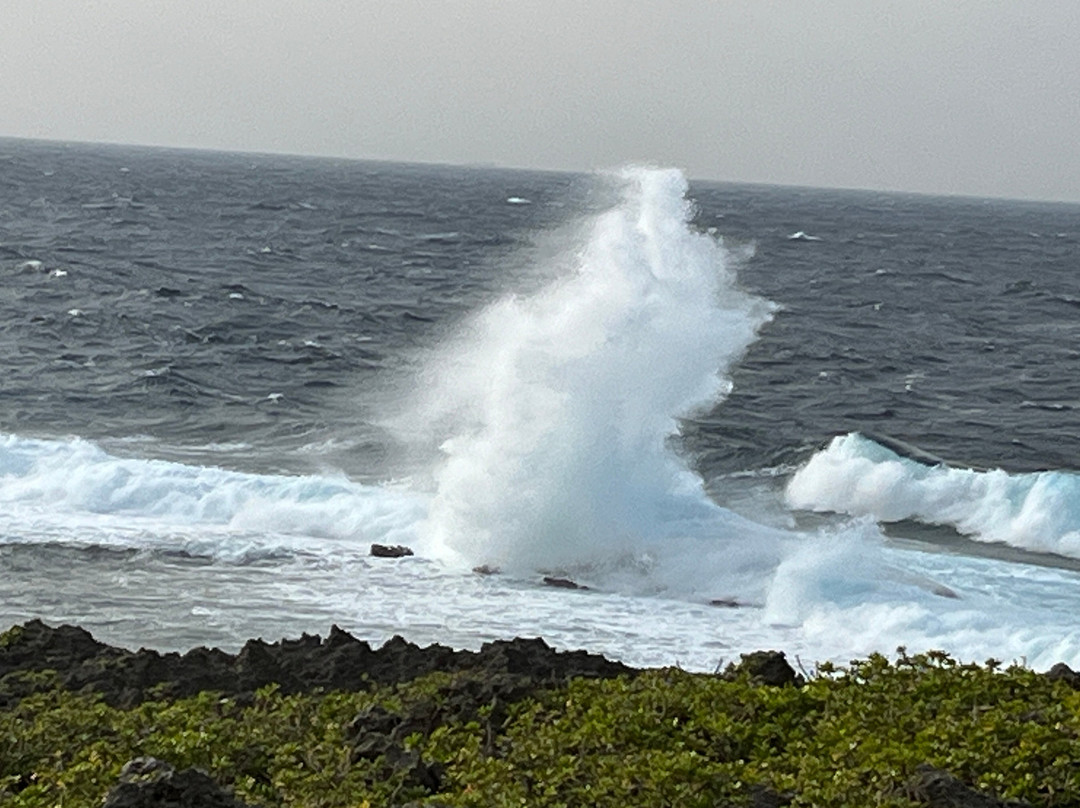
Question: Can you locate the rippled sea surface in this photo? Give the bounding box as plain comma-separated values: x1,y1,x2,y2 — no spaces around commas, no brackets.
3,138,1080,667
5,140,1078,478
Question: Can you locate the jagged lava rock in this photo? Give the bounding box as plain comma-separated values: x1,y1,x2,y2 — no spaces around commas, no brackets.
103,757,255,808
722,650,804,687
0,621,633,707
903,763,1032,808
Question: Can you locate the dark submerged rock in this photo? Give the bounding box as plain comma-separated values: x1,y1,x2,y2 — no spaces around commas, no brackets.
902,763,1032,808
709,598,745,608
931,584,961,600
103,757,254,808
542,576,589,590
370,543,414,558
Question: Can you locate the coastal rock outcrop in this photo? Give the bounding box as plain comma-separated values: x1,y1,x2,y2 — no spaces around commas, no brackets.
902,763,1032,808
103,757,254,808
0,620,632,708
722,650,804,687
542,575,589,590
1045,661,1080,688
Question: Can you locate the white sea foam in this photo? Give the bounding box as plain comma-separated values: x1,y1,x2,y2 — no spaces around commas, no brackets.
5,423,1080,667
0,434,425,560
786,432,1080,557
406,168,783,589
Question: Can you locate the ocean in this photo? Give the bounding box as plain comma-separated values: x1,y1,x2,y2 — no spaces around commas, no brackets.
2,137,1079,671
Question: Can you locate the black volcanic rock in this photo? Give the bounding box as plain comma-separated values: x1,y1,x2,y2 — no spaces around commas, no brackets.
103,757,255,808
903,763,1032,808
542,576,589,590
0,621,634,708
370,543,414,558
722,650,803,687
0,619,121,676
1046,661,1080,688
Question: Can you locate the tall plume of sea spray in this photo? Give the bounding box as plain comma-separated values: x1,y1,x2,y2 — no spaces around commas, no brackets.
408,167,781,590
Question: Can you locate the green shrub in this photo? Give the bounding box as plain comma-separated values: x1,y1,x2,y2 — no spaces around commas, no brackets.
1,652,1079,807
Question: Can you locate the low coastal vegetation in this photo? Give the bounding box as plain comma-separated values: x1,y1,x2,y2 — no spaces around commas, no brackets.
2,622,1079,807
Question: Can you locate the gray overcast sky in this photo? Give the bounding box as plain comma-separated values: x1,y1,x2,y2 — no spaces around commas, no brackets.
4,1,1080,201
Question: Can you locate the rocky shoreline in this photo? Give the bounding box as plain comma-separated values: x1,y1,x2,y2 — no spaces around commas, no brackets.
3,620,1079,807
0,619,635,708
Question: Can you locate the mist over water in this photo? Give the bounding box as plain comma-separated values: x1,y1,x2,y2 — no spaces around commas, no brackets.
406,168,782,588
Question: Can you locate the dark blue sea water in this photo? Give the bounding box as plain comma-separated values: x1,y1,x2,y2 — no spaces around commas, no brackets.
2,137,1079,668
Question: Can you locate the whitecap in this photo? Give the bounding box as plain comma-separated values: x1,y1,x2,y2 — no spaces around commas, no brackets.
787,432,1080,558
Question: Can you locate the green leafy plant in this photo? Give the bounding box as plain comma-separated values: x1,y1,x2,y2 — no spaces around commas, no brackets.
1,652,1079,807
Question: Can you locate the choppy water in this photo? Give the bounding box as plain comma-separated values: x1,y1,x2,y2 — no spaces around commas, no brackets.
2,137,1080,670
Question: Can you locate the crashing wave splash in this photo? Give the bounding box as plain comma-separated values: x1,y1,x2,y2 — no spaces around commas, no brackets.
409,168,782,587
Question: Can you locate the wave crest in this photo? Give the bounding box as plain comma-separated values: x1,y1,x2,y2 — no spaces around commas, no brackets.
786,432,1080,557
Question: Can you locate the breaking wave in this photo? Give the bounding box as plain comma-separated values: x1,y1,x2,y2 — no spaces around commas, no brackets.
787,432,1080,558
0,433,425,561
